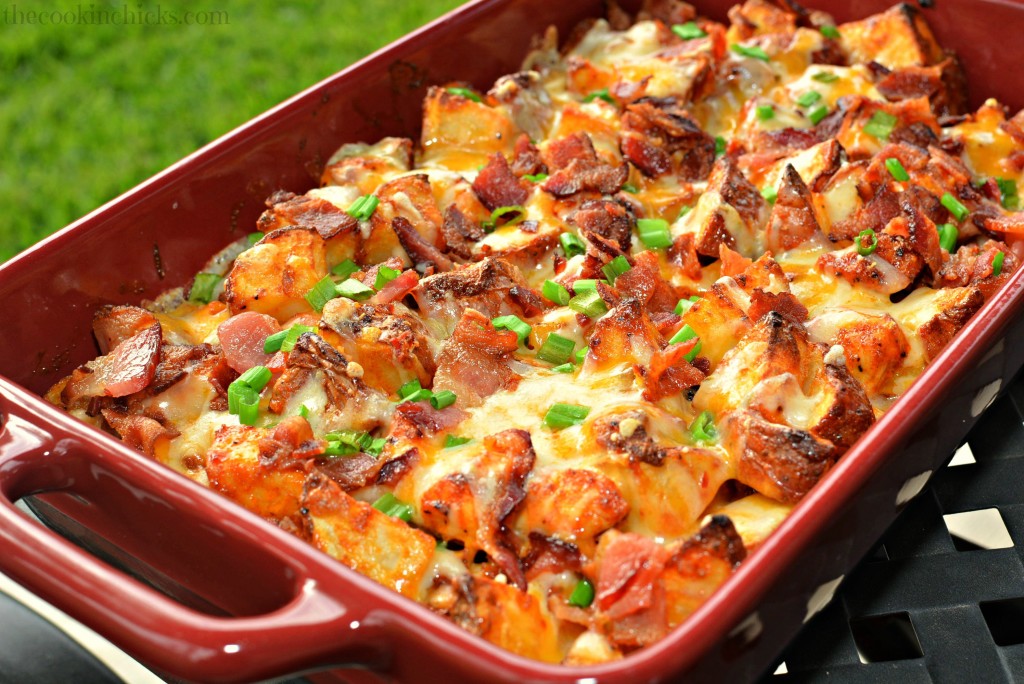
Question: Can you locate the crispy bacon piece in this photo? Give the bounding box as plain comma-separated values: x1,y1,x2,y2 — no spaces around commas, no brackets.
92,305,159,355
393,216,455,273
765,164,825,253
257,193,359,241
644,342,706,401
101,409,177,458
569,198,635,252
440,205,485,260
510,134,547,178
541,132,628,197
472,152,530,211
368,269,420,306
217,311,280,373
412,257,543,330
593,530,671,648
63,324,164,405
937,240,1018,300
637,0,696,25
433,309,521,407
619,97,716,180
613,250,679,312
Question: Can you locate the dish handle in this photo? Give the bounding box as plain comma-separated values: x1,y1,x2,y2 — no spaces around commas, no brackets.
0,380,391,683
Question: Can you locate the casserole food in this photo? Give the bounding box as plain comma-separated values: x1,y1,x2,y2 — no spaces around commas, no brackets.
2,0,1024,679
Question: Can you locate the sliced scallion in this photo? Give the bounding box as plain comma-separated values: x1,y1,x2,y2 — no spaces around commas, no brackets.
731,44,770,61
637,218,673,248
761,186,778,204
937,223,958,253
560,232,586,258
863,110,898,140
690,410,717,443
332,259,360,280
885,157,910,182
568,578,595,607
601,255,632,284
372,493,414,522
855,228,878,256
523,172,548,183
993,251,1006,277
444,435,472,449
568,290,608,319
398,378,422,399
336,278,375,301
542,279,571,306
537,333,575,365
672,21,707,40
551,363,575,373
492,315,532,344
445,86,482,103
544,403,591,430
374,265,400,290
795,90,822,108
189,273,223,304
941,192,969,222
820,25,840,39
346,195,379,221
305,275,338,312
430,390,457,410
246,232,264,246
808,104,829,125
583,88,615,105
756,104,775,121
811,71,839,83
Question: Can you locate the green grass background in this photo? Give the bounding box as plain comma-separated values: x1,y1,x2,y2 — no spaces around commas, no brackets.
0,0,463,262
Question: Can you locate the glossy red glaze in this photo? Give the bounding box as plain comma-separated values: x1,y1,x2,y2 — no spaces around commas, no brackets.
2,1,1024,682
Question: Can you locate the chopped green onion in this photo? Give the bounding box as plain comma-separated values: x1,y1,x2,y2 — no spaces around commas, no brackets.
560,232,586,258
993,251,1006,277
997,178,1020,210
298,404,310,419
246,232,264,246
366,438,386,456
544,403,591,430
537,333,575,365
492,315,532,344
551,363,575,373
237,365,272,392
568,578,595,607
324,429,372,456
601,255,632,284
796,91,822,108
332,259,361,280
305,275,338,312
637,218,673,248
569,290,608,319
854,228,878,256
715,136,727,157
678,206,693,220
807,104,830,125
398,378,422,399
488,205,526,229
885,157,910,182
812,71,839,83
542,280,571,306
281,324,314,353
228,366,271,426
444,435,472,449
523,172,548,183
820,25,841,39
690,410,717,443
731,44,770,61
761,186,778,204
941,192,969,222
446,86,482,103
756,104,775,121
374,265,400,290
621,183,640,194
937,223,958,252
346,195,379,221
572,279,602,293
336,278,375,301
575,347,589,364
672,21,707,40
863,110,898,140
403,388,434,403
430,390,457,410
227,382,259,424
583,88,615,105
189,273,223,304
669,324,702,362
674,295,701,315
372,493,414,522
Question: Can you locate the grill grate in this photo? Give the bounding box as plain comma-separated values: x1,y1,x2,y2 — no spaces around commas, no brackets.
764,373,1024,683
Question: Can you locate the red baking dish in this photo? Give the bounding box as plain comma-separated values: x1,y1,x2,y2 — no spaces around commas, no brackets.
2,0,1024,681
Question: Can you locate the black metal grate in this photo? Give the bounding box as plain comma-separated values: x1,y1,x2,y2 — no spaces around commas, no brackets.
764,372,1024,683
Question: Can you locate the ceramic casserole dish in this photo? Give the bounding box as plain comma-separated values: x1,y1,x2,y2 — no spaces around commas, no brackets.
2,0,1024,681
